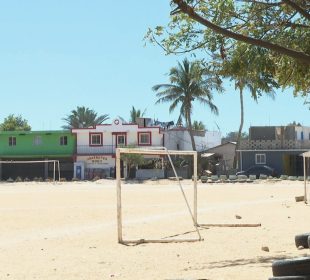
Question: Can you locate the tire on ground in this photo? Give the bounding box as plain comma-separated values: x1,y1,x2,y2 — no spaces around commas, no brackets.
269,276,310,280
272,257,310,276
295,233,310,249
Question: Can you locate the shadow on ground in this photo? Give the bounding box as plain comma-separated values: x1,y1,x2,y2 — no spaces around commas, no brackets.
184,254,300,271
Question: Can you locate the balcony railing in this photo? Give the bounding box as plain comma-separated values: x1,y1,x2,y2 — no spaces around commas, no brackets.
239,140,310,150
76,145,116,155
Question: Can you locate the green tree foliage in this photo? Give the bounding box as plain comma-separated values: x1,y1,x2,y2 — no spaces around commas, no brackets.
152,58,222,150
120,145,145,178
121,152,145,169
0,114,31,131
146,0,310,95
222,131,248,143
192,120,206,130
287,121,302,126
62,106,109,129
221,48,277,168
129,106,146,123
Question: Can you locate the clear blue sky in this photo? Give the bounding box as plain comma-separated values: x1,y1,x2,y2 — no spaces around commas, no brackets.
0,1,308,136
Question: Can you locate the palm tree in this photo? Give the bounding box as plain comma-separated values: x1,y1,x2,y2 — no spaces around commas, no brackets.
62,106,109,129
129,106,146,123
220,44,279,169
233,77,276,169
192,120,206,131
152,58,222,150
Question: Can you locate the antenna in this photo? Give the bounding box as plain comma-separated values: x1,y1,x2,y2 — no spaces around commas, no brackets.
214,122,221,132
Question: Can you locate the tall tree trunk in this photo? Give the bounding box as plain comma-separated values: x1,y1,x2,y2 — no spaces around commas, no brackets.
187,111,196,151
233,85,244,169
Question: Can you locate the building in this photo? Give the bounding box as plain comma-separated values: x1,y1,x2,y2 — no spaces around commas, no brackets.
72,118,164,179
201,142,237,174
163,127,221,152
238,126,310,176
0,130,76,180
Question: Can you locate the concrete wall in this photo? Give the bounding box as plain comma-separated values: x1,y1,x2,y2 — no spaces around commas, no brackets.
249,126,310,141
163,129,221,152
239,150,304,176
250,127,276,140
295,126,310,141
207,142,236,170
136,169,165,180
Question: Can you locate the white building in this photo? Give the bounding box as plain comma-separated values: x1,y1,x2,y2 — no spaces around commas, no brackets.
72,118,163,179
163,128,221,152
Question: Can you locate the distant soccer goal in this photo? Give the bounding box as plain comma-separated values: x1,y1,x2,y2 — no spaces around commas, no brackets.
115,147,202,245
0,160,61,182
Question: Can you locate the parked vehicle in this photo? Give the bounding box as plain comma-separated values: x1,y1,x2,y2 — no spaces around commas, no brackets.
236,165,277,178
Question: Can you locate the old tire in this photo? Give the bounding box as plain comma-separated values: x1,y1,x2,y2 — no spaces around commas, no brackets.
295,233,310,249
269,276,310,280
272,257,310,276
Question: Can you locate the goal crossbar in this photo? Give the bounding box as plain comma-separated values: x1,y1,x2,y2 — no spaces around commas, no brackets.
116,147,202,245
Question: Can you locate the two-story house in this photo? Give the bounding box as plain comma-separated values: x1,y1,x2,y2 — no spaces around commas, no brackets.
238,125,310,176
0,130,76,180
72,118,163,180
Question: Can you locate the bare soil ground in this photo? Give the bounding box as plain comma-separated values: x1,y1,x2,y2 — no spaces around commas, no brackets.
0,179,309,280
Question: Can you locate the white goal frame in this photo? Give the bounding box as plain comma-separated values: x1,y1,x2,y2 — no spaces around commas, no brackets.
116,147,202,245
0,160,61,182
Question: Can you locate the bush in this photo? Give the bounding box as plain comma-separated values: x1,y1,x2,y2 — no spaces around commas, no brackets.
15,176,23,182
92,176,100,181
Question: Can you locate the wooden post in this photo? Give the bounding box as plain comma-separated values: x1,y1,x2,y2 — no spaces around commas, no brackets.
194,151,198,225
57,161,61,182
44,158,48,180
53,161,56,183
116,148,123,243
304,156,307,204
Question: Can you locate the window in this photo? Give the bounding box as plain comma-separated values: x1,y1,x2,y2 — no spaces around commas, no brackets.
255,153,266,164
9,136,16,146
90,133,102,146
117,135,126,146
138,132,151,145
60,136,68,146
33,136,42,146
301,131,304,141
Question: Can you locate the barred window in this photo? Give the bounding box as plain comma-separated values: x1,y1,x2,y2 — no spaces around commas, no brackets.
9,136,16,146
255,153,266,164
60,136,68,146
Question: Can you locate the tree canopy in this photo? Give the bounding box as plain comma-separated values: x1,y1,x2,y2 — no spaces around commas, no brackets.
192,120,206,130
129,106,146,123
0,114,31,131
62,106,109,129
146,0,310,95
153,58,222,150
222,131,249,143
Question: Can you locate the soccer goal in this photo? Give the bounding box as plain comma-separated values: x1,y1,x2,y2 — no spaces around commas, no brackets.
0,160,61,182
116,147,202,245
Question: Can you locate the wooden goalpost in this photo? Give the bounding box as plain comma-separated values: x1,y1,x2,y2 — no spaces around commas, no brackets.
116,147,202,245
0,160,61,182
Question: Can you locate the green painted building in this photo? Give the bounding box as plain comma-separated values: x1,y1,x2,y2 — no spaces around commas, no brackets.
0,130,76,180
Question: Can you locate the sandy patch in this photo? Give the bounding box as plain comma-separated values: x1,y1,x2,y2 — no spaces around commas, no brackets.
0,179,309,279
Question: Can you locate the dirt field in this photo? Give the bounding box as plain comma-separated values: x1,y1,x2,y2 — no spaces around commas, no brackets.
0,179,309,280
